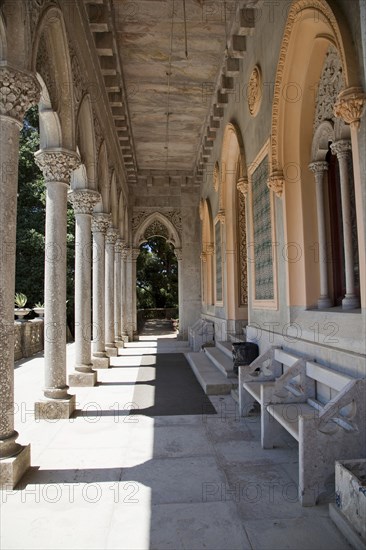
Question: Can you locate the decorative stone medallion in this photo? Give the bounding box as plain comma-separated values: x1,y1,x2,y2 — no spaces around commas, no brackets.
247,65,262,117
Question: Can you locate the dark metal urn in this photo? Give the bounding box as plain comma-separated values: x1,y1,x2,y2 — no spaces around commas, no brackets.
232,342,259,375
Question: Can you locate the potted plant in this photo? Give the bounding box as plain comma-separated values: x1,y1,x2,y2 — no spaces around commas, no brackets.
33,301,45,318
14,292,30,320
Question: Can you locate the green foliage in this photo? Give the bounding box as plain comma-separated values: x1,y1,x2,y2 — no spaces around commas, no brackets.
16,106,76,332
14,292,28,308
136,237,178,309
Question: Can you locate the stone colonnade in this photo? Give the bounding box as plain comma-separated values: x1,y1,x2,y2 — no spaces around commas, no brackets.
0,65,134,488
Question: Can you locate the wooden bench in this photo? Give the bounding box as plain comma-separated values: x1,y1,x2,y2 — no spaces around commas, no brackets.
239,346,366,506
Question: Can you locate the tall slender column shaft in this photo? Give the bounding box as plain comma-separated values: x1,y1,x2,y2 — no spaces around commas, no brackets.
91,213,110,368
34,149,80,419
68,189,100,386
125,249,134,340
331,140,360,309
114,238,123,344
121,244,128,340
175,248,183,337
105,227,118,354
0,67,40,486
309,162,332,308
131,248,140,338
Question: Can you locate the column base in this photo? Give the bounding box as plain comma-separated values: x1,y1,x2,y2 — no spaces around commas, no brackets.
35,394,76,420
105,345,118,357
342,294,360,310
68,371,97,387
318,296,333,309
92,355,110,369
0,444,31,489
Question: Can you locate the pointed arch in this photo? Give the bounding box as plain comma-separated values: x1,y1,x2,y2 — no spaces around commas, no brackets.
31,6,75,151
76,94,97,189
269,0,365,308
219,122,248,321
134,212,182,249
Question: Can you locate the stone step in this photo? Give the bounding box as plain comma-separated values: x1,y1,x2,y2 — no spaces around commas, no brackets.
204,346,237,379
216,341,233,359
185,352,235,395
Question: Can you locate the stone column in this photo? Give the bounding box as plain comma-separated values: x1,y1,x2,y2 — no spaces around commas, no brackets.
334,87,366,308
125,248,134,340
105,226,118,355
175,248,183,337
308,162,332,309
330,140,360,309
33,149,80,420
120,243,128,341
206,244,215,306
68,189,101,386
131,248,140,338
114,238,123,347
0,66,40,487
91,213,111,368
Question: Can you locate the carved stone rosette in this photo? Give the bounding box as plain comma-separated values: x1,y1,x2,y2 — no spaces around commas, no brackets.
68,189,101,215
91,213,111,234
247,65,262,117
267,171,285,198
237,177,249,198
0,66,41,125
334,87,366,129
35,150,80,184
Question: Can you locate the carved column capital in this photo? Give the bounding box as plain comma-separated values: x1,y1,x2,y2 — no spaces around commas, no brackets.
91,213,111,234
35,149,80,184
0,66,41,125
206,243,215,255
330,139,352,159
68,189,101,215
131,247,140,261
174,248,183,261
115,238,124,254
267,171,285,198
217,210,226,224
308,161,329,175
334,87,366,129
237,177,249,198
106,226,118,245
200,251,207,263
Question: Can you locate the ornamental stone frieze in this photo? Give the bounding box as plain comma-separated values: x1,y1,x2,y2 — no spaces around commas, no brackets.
267,171,285,198
34,150,80,183
0,67,41,125
334,87,366,129
91,213,111,234
132,209,182,234
313,45,344,132
68,189,101,214
237,177,249,198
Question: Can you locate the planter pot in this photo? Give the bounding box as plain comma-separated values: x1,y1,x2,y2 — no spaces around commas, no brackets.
232,342,259,375
33,307,45,318
14,308,31,320
331,459,366,546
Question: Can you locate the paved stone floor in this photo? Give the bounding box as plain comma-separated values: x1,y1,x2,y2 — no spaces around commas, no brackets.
1,328,351,549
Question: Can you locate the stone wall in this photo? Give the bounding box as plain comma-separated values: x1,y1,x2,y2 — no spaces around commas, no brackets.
14,319,44,362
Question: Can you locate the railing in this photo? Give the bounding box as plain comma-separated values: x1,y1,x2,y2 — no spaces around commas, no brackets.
14,319,44,361
137,308,178,332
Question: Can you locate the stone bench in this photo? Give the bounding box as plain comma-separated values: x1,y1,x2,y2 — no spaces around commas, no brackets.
239,346,366,506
